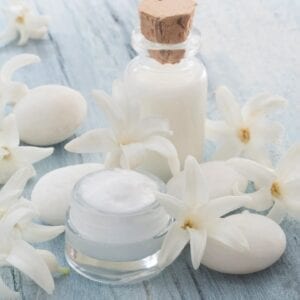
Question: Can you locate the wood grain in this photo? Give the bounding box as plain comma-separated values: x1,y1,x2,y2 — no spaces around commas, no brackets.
0,0,299,299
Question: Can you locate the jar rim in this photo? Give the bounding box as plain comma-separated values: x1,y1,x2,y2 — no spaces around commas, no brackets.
71,168,166,217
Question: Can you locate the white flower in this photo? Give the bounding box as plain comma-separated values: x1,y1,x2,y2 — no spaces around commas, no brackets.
0,0,50,46
228,144,300,224
0,168,66,296
37,249,70,277
4,202,65,244
0,54,40,117
0,207,56,295
65,80,180,175
156,156,250,269
0,167,65,242
206,86,287,165
0,114,53,184
0,165,35,218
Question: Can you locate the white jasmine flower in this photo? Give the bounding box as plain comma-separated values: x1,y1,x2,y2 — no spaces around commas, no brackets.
206,86,287,165
65,80,180,175
0,54,40,116
0,169,65,296
157,156,250,269
0,0,50,46
37,249,70,277
0,168,64,242
0,166,35,218
228,144,300,224
0,114,53,184
4,201,65,243
0,207,56,295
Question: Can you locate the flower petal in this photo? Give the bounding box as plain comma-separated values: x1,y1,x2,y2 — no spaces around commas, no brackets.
242,142,272,166
0,114,19,148
143,135,180,175
26,16,50,30
242,94,287,121
282,178,300,202
0,189,20,209
227,158,276,186
2,81,28,105
158,225,189,267
0,208,36,240
0,158,25,185
0,166,35,208
104,150,121,168
205,119,231,141
12,146,53,164
183,156,209,206
0,26,17,48
17,28,30,46
120,143,146,169
156,192,184,219
0,207,36,239
1,54,40,82
213,138,243,161
0,276,19,299
28,27,48,40
111,80,141,128
4,197,34,215
6,240,55,294
1,166,35,199
92,89,124,130
277,144,300,180
207,218,249,252
215,86,242,127
37,250,69,277
20,223,65,243
267,201,286,224
187,228,207,269
203,195,250,218
65,128,117,154
251,121,284,144
241,188,273,211
136,117,171,140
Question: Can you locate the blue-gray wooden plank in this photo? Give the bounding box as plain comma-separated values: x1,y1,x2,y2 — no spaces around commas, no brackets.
0,0,299,299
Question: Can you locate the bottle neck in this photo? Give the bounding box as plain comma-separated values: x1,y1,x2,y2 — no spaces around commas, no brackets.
131,28,201,65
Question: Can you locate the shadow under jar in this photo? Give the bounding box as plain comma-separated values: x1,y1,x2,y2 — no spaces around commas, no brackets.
65,169,171,285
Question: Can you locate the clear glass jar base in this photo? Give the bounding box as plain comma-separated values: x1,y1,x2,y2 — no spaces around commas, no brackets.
65,243,163,285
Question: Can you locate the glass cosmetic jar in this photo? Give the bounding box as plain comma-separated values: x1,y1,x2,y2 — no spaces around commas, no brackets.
65,169,171,285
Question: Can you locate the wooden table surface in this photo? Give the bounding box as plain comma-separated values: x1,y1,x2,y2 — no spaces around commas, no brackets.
1,0,299,299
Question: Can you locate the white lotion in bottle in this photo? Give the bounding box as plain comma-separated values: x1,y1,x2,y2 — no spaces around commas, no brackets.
124,0,207,180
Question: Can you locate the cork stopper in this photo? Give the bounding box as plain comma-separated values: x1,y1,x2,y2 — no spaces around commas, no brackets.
139,0,196,64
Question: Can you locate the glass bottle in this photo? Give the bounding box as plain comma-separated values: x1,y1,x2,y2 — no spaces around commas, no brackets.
124,28,207,179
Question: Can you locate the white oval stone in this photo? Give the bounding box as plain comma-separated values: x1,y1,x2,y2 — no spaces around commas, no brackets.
202,213,286,274
31,163,103,225
167,161,248,199
14,85,87,146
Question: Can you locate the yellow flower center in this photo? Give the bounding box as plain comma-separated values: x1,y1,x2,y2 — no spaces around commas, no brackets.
1,147,11,160
119,138,131,145
16,15,25,24
238,128,251,144
181,218,198,230
271,182,282,199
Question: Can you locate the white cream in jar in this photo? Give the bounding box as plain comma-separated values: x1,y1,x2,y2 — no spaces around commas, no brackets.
65,169,170,284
